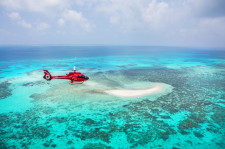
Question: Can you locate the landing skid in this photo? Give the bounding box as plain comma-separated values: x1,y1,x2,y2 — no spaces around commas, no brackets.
70,81,84,84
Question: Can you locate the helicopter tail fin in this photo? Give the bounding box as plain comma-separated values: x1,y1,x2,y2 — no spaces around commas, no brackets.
43,70,52,81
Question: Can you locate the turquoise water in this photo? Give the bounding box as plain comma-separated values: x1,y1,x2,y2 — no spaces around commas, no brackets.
0,46,225,148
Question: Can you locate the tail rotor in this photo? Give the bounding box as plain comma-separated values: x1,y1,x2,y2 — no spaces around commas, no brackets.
43,70,52,81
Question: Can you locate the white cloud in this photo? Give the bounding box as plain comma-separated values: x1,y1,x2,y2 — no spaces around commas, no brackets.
0,0,68,13
141,0,169,26
97,0,144,31
37,22,50,30
95,0,225,46
57,18,65,26
200,17,225,27
198,16,225,37
18,20,32,28
109,16,119,24
7,12,21,20
60,9,91,31
97,0,188,30
3,1,92,32
1,0,225,46
7,12,32,28
62,10,83,22
95,0,203,31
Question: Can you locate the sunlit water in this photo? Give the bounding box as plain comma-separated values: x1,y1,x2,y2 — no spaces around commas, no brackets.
0,46,225,148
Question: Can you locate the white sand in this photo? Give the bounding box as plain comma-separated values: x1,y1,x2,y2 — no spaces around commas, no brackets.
105,85,163,98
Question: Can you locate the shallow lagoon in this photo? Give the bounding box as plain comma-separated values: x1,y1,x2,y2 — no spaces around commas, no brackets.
0,46,225,148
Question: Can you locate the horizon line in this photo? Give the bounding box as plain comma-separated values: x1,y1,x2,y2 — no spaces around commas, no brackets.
0,44,224,49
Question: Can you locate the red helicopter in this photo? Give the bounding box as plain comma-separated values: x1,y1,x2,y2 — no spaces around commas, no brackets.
43,66,89,84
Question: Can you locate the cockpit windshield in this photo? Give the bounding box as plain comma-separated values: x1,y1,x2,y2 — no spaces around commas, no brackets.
78,75,85,79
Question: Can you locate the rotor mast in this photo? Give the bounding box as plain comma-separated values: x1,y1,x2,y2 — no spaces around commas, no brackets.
73,66,76,72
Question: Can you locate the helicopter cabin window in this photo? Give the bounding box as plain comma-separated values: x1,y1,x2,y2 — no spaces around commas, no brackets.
78,75,85,79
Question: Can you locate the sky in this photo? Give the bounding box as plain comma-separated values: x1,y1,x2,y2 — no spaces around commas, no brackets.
0,0,225,47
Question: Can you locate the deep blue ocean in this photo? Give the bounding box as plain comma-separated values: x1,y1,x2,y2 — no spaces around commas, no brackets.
0,46,225,148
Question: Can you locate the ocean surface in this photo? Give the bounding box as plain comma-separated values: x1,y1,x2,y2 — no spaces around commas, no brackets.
0,46,225,149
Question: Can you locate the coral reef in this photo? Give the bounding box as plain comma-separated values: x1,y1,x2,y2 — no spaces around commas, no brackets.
0,81,12,100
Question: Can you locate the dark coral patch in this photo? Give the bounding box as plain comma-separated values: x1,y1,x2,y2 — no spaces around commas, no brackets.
85,118,95,126
78,130,110,143
30,126,50,138
48,117,67,123
83,143,113,149
23,81,46,86
194,131,204,138
0,141,7,149
178,119,198,130
160,115,171,119
211,110,225,127
0,81,12,100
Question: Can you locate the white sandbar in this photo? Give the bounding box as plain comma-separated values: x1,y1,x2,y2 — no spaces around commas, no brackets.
105,85,163,98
